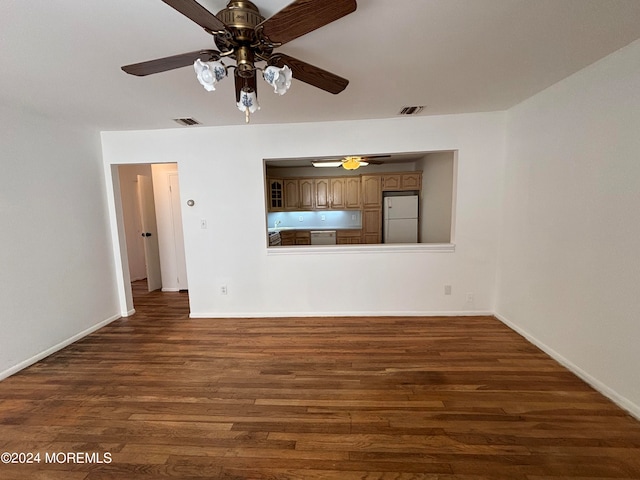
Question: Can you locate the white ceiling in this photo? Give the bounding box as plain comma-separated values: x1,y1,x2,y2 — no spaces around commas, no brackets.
2,0,640,131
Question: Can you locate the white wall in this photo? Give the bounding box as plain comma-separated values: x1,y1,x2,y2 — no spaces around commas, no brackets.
418,152,455,243
0,104,119,378
497,39,640,417
102,113,506,317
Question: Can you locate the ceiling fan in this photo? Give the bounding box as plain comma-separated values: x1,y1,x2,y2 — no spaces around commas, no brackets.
312,155,390,170
121,0,357,122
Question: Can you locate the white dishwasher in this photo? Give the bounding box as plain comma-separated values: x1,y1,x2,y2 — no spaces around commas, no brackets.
310,230,337,245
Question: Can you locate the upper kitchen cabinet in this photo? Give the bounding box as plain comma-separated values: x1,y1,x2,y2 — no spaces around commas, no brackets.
400,172,422,190
268,178,284,211
315,179,330,209
284,179,300,210
382,172,422,191
330,177,361,209
299,179,315,209
381,174,401,190
345,177,361,209
270,176,360,211
361,175,382,209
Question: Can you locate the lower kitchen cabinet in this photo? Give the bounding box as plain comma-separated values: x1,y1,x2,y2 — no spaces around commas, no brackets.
280,231,296,245
295,231,311,245
279,230,311,246
362,209,382,243
336,230,362,244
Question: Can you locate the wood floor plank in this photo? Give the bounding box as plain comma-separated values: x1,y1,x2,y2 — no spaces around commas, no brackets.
0,280,639,479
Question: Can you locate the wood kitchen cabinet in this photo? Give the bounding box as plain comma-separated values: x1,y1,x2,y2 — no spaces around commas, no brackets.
299,179,314,209
329,178,346,209
401,172,422,190
314,179,330,209
270,172,418,215
279,230,310,246
283,179,299,210
382,174,401,191
362,209,382,243
295,231,311,245
381,172,422,191
336,229,362,244
345,177,361,208
267,178,284,211
329,177,361,209
280,231,296,245
361,175,382,208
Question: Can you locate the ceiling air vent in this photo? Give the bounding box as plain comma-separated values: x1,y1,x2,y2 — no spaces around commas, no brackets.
398,106,425,116
173,117,201,126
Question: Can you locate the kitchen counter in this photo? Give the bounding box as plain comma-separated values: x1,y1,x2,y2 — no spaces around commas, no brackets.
268,226,361,233
268,227,363,246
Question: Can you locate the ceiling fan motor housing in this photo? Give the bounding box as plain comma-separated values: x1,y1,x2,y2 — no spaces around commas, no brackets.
215,0,271,79
216,1,264,43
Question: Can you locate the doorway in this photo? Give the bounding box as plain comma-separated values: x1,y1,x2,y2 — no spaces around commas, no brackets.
117,163,188,306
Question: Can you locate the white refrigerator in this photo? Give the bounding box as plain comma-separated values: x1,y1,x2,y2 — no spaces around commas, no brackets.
383,195,419,243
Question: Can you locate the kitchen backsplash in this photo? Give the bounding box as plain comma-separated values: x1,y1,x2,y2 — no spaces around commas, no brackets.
267,211,362,230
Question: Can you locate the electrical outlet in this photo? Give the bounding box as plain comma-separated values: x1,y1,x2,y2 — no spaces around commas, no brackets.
321,214,326,221
220,285,228,295
444,285,452,295
298,216,303,222
466,293,474,303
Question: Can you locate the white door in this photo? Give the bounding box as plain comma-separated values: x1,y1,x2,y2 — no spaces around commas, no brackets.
137,175,162,292
169,173,188,290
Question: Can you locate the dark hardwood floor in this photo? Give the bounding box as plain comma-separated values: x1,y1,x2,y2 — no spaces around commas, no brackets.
1,281,639,479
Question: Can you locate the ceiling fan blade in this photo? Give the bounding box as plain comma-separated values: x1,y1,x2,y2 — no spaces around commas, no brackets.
258,0,356,46
161,0,227,32
268,53,348,94
234,73,257,103
122,50,220,76
364,155,390,164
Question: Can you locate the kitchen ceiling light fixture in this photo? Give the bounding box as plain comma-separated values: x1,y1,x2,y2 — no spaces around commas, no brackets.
312,157,369,169
312,161,344,168
341,156,367,170
121,0,357,123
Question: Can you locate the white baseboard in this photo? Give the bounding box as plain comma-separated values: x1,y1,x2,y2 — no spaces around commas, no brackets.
161,288,180,292
0,313,121,381
122,308,135,317
494,312,640,421
189,310,494,319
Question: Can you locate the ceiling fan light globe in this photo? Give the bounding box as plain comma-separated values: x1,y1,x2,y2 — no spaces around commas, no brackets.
263,65,292,95
237,90,260,114
194,59,226,92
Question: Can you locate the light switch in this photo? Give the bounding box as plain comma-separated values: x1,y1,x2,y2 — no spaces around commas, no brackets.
200,219,207,229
